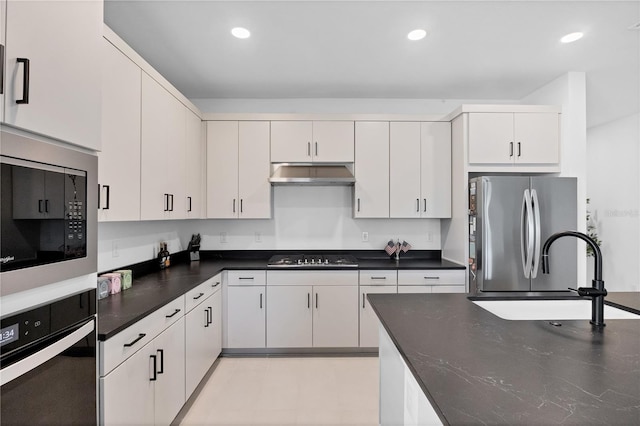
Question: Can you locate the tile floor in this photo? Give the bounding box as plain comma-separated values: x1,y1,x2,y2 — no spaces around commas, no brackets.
179,356,379,426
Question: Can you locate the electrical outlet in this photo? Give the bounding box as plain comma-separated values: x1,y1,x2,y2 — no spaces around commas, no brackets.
112,241,119,258
220,232,227,243
362,232,369,242
255,232,262,243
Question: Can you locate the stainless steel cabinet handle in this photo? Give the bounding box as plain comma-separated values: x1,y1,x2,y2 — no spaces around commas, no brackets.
233,199,236,213
260,293,263,309
315,293,318,309
16,58,30,104
212,281,220,288
315,142,318,156
193,292,204,300
204,308,210,327
423,276,440,280
240,199,243,213
150,355,157,381
371,277,387,280
357,198,361,212
124,333,146,348
517,142,521,157
307,142,311,157
423,198,426,213
165,308,181,318
157,349,164,374
362,293,366,309
416,198,420,212
238,277,254,280
307,293,310,308
509,141,514,157
187,196,192,212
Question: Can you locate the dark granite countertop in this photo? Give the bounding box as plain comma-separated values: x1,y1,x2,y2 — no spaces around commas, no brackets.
98,251,464,341
367,293,640,425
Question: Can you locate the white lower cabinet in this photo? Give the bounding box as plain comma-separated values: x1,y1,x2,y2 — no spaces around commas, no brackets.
225,271,267,348
360,285,397,347
265,271,359,348
266,285,313,348
100,317,185,426
398,269,465,294
185,276,222,397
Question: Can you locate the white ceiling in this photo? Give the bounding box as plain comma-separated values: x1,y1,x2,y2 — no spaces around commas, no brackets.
104,1,640,127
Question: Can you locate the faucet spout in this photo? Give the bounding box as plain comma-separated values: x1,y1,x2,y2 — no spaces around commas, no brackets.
541,231,606,327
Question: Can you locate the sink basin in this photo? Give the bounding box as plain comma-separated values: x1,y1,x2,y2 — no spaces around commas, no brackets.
473,299,640,320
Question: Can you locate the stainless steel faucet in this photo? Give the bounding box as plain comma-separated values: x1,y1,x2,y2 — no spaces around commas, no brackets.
541,231,607,327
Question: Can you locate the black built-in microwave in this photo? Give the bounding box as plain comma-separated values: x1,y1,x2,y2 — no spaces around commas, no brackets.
0,129,97,296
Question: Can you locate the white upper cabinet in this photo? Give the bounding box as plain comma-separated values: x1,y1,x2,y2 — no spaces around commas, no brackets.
207,121,271,219
140,73,186,220
390,122,422,218
390,122,451,218
420,122,451,218
354,121,390,218
468,112,560,166
271,121,354,163
184,110,204,218
3,0,102,150
99,40,141,222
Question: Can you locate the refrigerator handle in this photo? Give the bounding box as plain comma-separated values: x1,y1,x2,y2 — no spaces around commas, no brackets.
520,189,534,278
530,189,542,278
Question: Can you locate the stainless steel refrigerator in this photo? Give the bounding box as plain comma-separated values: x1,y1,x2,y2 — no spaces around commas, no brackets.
468,176,577,294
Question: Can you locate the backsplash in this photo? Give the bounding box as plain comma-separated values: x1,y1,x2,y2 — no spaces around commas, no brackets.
98,186,440,271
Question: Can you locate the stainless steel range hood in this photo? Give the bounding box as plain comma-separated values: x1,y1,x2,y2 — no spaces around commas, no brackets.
269,163,355,186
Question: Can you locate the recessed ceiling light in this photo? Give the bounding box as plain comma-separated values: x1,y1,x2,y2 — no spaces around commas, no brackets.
231,27,251,39
560,32,583,43
407,29,427,41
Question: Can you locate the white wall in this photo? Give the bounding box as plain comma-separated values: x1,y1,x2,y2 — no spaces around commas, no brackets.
586,113,640,291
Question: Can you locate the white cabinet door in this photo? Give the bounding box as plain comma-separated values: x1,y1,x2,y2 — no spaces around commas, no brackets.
100,341,155,426
354,121,389,218
206,121,239,218
313,285,359,348
266,285,313,348
185,296,211,397
270,121,312,162
359,285,397,347
140,73,172,220
3,0,102,150
420,122,451,218
239,121,271,218
226,286,266,348
165,97,187,219
467,113,514,165
99,40,141,222
515,113,560,165
185,110,203,218
154,318,186,425
312,121,354,162
209,287,223,360
390,122,421,218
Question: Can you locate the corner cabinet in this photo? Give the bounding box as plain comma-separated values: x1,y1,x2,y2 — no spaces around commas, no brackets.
99,39,142,222
467,112,560,168
354,121,390,218
140,72,187,220
271,121,354,163
2,0,102,150
206,121,271,219
390,122,451,218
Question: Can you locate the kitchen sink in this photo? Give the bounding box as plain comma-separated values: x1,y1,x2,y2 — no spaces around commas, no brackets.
472,299,640,320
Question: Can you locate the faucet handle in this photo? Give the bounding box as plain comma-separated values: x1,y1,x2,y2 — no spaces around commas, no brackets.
568,287,608,298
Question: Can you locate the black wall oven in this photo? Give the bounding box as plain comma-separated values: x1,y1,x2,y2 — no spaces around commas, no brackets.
0,289,97,425
0,129,97,296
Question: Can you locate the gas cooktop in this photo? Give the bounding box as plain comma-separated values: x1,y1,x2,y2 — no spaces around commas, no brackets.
267,254,358,268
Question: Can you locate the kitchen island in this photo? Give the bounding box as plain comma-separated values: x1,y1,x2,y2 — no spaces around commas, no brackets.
367,293,640,425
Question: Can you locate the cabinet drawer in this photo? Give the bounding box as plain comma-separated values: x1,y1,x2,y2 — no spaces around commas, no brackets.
431,285,466,293
227,270,266,286
398,270,465,285
185,276,221,312
267,270,358,286
359,270,397,285
100,295,185,376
